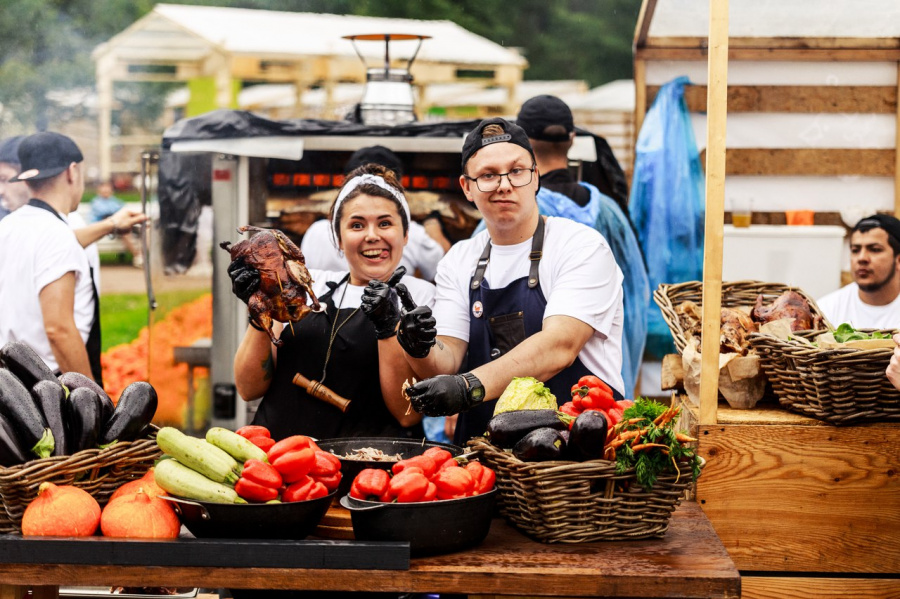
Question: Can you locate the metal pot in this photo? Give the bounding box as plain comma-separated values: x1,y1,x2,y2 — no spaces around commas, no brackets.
162,491,335,540
316,437,463,498
339,489,497,557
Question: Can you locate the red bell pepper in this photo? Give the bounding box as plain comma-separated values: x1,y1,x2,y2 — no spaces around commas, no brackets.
313,471,342,492
247,435,276,453
577,375,606,390
422,481,437,502
433,466,475,500
267,435,318,463
235,477,280,502
559,401,581,419
349,469,390,500
272,447,316,483
464,462,496,495
283,476,328,502
606,407,624,426
235,425,270,440
242,459,282,488
392,454,437,478
309,450,341,477
422,447,453,469
388,469,430,503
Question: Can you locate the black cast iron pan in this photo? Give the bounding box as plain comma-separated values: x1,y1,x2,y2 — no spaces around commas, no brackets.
316,437,468,497
161,490,335,540
340,489,497,556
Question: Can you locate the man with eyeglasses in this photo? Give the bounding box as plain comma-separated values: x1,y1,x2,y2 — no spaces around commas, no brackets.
394,117,626,443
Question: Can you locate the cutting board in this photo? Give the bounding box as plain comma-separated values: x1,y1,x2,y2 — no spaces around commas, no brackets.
314,504,354,540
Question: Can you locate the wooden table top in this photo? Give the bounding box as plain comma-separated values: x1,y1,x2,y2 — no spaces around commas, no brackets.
0,502,739,598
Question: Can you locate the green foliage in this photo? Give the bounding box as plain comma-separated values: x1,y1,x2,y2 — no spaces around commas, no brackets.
0,0,641,130
614,398,701,491
832,323,891,343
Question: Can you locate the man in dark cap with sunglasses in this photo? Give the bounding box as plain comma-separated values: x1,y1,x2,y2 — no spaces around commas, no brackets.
818,213,900,329
0,132,102,383
395,117,626,444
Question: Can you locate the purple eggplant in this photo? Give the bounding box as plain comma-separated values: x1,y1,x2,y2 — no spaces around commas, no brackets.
31,380,68,457
59,371,114,423
65,387,102,453
0,369,53,459
0,341,56,390
100,381,157,444
0,412,28,466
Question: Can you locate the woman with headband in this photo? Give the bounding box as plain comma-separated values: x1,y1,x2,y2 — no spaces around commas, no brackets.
229,163,434,441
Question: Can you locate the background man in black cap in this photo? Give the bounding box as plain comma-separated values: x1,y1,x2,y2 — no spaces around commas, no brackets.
397,117,626,444
817,213,900,329
513,94,649,396
300,145,449,281
0,132,102,382
0,136,29,221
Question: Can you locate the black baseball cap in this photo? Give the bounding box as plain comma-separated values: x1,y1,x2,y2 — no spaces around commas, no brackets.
10,131,83,182
0,136,25,165
344,145,403,178
516,95,574,142
461,117,535,171
853,213,900,245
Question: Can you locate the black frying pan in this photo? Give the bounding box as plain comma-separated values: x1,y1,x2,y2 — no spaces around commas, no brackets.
161,491,335,540
315,437,464,498
340,489,497,556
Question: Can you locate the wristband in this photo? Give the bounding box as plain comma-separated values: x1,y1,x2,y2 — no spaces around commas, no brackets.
248,316,266,332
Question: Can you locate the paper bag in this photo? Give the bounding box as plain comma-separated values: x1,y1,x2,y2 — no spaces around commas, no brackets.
682,337,766,409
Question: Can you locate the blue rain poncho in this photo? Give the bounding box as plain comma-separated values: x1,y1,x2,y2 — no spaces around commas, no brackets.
629,76,705,359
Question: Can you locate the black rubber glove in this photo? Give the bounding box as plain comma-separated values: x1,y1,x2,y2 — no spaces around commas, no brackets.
361,266,407,339
396,283,436,358
227,257,260,304
406,373,485,417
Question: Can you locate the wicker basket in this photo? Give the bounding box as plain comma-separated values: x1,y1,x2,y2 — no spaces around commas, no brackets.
750,331,900,425
468,437,699,543
654,280,830,354
0,429,161,532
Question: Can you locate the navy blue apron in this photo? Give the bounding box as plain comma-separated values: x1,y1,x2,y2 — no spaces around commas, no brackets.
253,274,424,442
454,216,622,445
29,199,103,386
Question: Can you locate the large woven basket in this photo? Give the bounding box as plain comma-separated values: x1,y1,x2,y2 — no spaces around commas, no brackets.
468,437,699,543
654,280,830,354
750,331,900,425
0,428,161,533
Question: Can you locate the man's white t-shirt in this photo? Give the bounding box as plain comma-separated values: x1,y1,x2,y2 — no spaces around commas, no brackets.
0,204,95,372
67,210,101,290
817,283,900,329
301,219,446,281
433,216,625,396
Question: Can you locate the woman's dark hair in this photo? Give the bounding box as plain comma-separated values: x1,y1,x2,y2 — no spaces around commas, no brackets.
329,163,409,245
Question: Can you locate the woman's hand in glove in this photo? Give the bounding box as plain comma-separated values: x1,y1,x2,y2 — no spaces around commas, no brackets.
406,373,484,417
361,266,407,339
395,284,436,358
227,257,260,304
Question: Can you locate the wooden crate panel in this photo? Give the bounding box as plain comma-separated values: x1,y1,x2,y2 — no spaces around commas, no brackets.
697,423,900,573
742,576,900,599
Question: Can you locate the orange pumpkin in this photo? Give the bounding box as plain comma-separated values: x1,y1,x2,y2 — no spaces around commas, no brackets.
109,468,167,503
22,482,101,537
100,490,180,539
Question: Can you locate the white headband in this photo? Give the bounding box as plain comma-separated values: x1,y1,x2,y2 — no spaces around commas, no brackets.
332,173,411,238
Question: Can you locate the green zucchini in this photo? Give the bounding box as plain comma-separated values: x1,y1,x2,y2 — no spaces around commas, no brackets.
154,458,245,504
206,427,268,464
156,427,241,485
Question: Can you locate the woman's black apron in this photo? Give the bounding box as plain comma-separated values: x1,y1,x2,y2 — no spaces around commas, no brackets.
29,199,103,386
454,217,622,445
253,275,423,441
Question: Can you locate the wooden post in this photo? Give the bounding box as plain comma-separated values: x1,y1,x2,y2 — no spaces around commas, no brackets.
698,0,729,426
895,61,900,218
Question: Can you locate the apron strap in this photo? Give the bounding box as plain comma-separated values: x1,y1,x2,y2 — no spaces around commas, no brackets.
471,216,547,291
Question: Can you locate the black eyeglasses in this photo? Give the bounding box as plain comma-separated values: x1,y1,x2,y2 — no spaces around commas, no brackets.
464,165,536,192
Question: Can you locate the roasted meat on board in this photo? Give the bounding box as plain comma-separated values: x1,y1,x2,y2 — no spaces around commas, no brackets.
751,291,821,332
675,301,758,355
220,226,321,345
